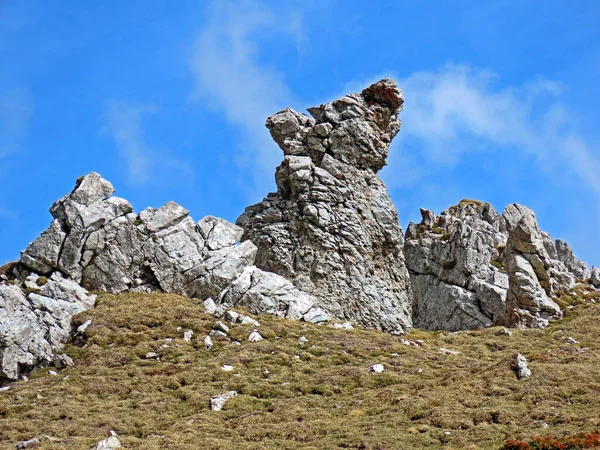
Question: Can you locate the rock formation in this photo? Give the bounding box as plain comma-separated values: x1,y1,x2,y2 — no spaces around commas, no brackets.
0,271,95,381
17,172,325,325
404,200,509,331
404,200,589,331
237,79,413,334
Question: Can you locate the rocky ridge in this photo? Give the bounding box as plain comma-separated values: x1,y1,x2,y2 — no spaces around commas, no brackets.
1,79,598,383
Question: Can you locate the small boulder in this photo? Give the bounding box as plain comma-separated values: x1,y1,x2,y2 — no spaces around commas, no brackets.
298,336,309,345
368,364,384,373
15,438,40,449
93,432,121,450
510,353,532,379
210,391,238,411
183,330,193,341
204,335,213,350
248,331,263,342
213,321,230,334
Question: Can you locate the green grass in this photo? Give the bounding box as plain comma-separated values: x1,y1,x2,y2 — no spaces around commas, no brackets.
1,291,599,449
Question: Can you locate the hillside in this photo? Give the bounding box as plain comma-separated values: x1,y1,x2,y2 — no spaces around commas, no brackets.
1,287,599,449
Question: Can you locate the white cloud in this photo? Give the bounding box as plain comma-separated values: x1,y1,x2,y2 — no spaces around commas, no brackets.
394,64,600,195
188,0,303,195
103,101,192,186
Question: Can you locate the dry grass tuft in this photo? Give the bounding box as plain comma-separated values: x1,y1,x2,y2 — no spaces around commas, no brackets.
1,291,599,449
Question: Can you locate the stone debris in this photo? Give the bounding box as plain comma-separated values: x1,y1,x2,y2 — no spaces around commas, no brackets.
53,354,74,370
497,327,513,337
220,365,234,372
145,352,158,359
15,438,40,449
210,391,238,411
183,330,193,341
209,330,227,339
368,364,385,373
203,335,213,350
510,353,532,379
237,79,413,334
213,321,230,334
329,322,354,330
248,331,263,342
298,336,309,345
93,431,121,450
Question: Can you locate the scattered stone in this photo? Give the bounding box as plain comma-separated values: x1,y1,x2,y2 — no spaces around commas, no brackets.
248,331,263,342
210,391,238,411
298,336,309,345
223,310,239,324
565,336,579,344
510,353,532,379
400,338,421,347
48,370,58,376
220,365,234,372
145,352,158,359
77,320,92,333
53,354,74,370
183,330,193,341
497,327,513,336
93,431,121,450
203,335,213,350
329,322,354,330
203,298,217,315
240,316,261,327
439,348,460,356
15,438,40,449
209,330,227,339
0,386,11,392
368,364,385,373
213,321,230,334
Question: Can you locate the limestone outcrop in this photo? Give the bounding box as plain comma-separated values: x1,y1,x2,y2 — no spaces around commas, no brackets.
236,79,413,333
0,271,95,381
17,173,325,325
404,200,509,331
404,200,588,331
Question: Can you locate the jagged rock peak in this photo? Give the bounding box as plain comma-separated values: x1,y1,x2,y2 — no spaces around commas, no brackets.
266,78,403,172
237,79,413,334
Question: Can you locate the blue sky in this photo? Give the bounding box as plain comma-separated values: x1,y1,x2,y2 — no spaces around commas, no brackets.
1,1,599,267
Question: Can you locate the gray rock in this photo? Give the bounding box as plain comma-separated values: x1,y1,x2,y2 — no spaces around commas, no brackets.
210,390,238,411
591,267,600,288
213,321,229,334
510,353,532,379
248,331,263,342
404,200,509,331
0,273,95,381
209,330,227,339
555,239,590,280
92,432,121,450
203,335,213,350
53,354,74,370
503,205,562,328
15,438,40,449
237,79,413,334
368,364,384,373
219,266,328,323
183,330,193,341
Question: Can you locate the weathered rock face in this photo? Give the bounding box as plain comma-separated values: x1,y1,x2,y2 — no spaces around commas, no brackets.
236,79,413,333
19,173,325,329
404,200,588,331
502,204,562,328
404,200,509,331
0,272,95,381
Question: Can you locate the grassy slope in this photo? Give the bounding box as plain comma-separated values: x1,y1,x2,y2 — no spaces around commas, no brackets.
0,289,599,450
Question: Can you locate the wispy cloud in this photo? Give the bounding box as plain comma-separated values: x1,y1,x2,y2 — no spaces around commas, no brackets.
0,86,34,158
188,0,304,195
394,64,600,194
103,101,192,186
